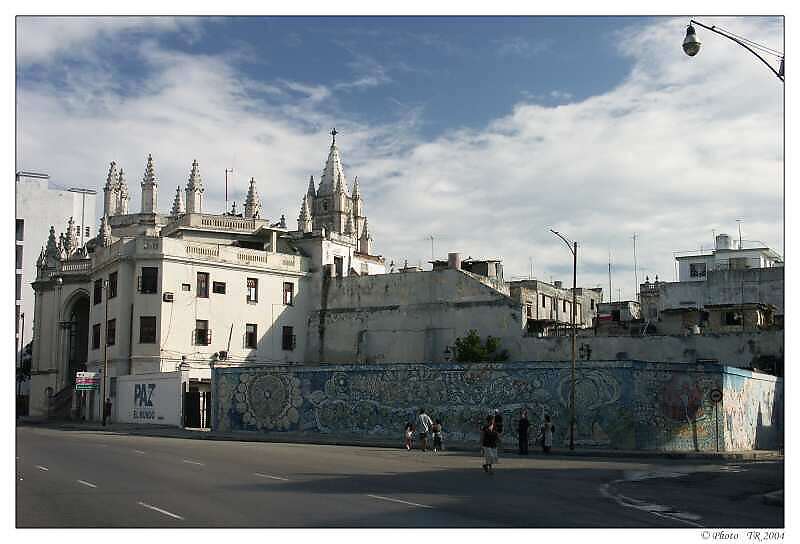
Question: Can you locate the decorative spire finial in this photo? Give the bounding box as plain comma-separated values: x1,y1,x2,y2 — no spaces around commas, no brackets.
244,177,262,219
330,127,338,145
171,185,185,216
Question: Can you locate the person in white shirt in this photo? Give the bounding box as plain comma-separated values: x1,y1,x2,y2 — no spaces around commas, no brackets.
417,409,434,452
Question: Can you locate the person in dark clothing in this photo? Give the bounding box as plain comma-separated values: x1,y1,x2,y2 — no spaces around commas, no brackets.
481,415,499,473
518,409,530,455
493,409,504,456
102,397,112,426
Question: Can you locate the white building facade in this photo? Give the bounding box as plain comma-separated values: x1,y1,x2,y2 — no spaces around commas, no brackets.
29,134,385,423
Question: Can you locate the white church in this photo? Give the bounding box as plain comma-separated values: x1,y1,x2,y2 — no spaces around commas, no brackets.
28,130,385,425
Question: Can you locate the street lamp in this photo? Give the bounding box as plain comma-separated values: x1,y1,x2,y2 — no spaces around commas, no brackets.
682,19,784,81
549,229,577,451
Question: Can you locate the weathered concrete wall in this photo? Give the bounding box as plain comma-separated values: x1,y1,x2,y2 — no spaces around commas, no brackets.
514,331,783,368
212,361,783,451
307,268,522,363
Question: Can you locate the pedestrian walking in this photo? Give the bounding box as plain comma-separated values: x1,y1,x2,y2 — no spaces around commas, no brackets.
417,408,434,451
481,415,499,473
493,409,504,456
540,414,555,454
404,422,414,450
102,397,112,426
432,419,444,452
518,409,530,455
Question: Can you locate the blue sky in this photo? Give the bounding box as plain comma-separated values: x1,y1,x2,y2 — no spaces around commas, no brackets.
16,16,784,298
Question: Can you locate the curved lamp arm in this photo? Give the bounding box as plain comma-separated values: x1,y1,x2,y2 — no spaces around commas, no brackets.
550,229,576,255
690,19,784,82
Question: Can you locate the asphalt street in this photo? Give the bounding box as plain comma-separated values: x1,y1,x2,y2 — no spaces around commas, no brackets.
16,426,783,528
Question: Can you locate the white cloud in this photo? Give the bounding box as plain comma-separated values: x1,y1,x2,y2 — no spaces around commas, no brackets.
16,16,783,302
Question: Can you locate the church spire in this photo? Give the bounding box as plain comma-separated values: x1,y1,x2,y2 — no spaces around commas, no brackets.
318,128,347,195
185,160,204,214
298,195,312,233
116,168,130,215
171,185,185,216
307,175,316,198
45,225,59,260
141,153,158,213
243,177,262,219
344,207,355,236
359,217,373,254
352,175,360,199
98,214,113,247
103,161,119,216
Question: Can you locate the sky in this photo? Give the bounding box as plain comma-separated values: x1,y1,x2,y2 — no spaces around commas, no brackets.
16,15,784,300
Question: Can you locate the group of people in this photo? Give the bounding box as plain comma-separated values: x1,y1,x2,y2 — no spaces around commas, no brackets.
481,409,554,473
404,409,445,452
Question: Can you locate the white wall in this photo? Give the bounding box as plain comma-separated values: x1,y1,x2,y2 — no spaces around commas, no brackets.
115,372,183,426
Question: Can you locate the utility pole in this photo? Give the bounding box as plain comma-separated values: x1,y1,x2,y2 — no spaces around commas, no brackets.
225,169,233,214
632,233,639,302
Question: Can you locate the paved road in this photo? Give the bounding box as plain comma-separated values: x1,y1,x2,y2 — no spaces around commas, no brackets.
16,426,783,528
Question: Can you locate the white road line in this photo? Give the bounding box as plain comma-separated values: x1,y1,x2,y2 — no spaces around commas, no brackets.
133,450,146,454
182,459,205,466
36,465,49,471
77,480,97,488
367,494,434,509
253,472,289,481
137,501,184,520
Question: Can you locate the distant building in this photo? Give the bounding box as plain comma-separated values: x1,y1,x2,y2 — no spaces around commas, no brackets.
639,233,783,336
508,279,601,336
674,233,782,282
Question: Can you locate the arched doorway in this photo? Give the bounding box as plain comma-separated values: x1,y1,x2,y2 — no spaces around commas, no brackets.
65,295,90,382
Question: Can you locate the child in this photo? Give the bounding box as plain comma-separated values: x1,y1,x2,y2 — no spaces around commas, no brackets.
431,419,444,452
404,422,414,450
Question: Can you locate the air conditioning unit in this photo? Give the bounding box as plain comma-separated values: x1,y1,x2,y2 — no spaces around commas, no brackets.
163,292,174,302
217,350,228,361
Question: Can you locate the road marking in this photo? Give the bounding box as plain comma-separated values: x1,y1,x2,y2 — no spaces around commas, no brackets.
254,472,289,481
367,494,433,509
77,480,97,488
182,459,205,466
137,501,184,520
133,450,146,454
36,465,49,471
599,481,703,528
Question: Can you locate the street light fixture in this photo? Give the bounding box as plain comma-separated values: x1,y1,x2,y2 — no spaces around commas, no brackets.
682,19,784,81
549,229,578,451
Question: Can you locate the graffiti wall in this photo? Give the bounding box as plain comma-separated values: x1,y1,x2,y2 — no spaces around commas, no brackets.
211,361,782,451
723,368,782,451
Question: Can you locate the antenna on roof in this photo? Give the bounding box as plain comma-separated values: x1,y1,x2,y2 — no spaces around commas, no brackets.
225,168,233,215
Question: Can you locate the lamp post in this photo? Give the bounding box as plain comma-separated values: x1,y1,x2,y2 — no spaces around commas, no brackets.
102,279,109,424
683,19,784,81
549,229,577,450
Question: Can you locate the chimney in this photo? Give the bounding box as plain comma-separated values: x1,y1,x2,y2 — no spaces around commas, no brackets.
448,252,461,270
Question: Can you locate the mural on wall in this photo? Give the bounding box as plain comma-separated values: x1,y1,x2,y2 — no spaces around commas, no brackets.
723,371,782,451
213,361,782,452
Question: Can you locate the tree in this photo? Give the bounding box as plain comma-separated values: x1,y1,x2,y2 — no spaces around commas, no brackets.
17,342,32,388
453,330,509,363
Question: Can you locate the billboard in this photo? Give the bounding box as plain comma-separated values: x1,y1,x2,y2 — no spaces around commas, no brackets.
115,372,183,426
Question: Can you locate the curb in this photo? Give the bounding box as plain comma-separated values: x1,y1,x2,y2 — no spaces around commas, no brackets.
17,421,783,462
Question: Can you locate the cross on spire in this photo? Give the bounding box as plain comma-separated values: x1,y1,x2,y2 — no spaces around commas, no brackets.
330,127,338,145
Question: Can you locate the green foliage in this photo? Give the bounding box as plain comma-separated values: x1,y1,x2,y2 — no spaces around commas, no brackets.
16,342,32,384
453,330,509,363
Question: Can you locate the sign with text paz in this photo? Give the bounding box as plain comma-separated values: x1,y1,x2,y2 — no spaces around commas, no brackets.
75,371,100,391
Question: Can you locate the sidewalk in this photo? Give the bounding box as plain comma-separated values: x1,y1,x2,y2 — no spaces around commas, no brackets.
17,418,783,462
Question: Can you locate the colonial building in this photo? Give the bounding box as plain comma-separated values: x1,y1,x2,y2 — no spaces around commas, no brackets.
28,132,385,424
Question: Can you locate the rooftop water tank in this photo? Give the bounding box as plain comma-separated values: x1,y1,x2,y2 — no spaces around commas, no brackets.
715,234,732,250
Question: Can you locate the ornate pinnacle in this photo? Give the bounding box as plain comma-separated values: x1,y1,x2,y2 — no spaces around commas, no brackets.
142,153,157,186
105,161,119,189
171,185,185,216
187,159,203,191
